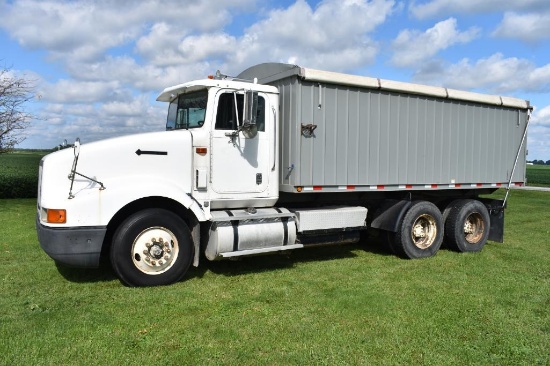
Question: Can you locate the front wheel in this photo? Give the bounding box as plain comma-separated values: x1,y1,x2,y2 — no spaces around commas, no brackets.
110,209,193,287
391,201,444,259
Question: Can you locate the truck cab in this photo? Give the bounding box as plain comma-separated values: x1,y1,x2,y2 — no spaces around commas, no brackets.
156,78,280,211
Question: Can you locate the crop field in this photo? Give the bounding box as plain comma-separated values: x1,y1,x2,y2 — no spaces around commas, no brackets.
0,189,548,365
526,164,550,187
0,151,48,198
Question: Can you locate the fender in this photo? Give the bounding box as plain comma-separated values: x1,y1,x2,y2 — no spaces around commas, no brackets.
370,200,412,233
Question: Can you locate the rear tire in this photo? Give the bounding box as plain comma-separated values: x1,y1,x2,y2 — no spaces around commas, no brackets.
110,208,193,287
444,199,490,252
391,201,444,259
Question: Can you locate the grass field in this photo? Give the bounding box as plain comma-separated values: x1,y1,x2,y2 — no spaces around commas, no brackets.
0,189,548,365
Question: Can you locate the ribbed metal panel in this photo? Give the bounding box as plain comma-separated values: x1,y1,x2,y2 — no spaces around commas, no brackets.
265,72,527,191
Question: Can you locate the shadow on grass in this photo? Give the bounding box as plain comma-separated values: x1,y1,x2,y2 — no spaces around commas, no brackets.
189,234,394,280
55,259,117,284
53,235,394,285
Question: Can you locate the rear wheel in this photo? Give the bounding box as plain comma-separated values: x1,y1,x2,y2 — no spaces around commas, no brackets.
444,199,490,252
391,201,444,259
111,208,193,287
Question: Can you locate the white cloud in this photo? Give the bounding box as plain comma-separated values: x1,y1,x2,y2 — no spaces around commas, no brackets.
531,105,550,126
37,79,121,103
413,53,550,94
492,11,550,42
528,105,550,160
229,0,396,72
409,0,549,19
391,18,479,67
0,0,252,61
31,95,166,147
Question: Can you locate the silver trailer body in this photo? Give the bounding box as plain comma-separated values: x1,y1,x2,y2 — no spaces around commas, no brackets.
238,63,530,193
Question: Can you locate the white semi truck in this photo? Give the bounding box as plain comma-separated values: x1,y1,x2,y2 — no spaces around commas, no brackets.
37,63,531,286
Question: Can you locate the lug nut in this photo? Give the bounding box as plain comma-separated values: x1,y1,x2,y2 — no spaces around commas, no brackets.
151,260,156,265
158,260,164,265
164,255,170,260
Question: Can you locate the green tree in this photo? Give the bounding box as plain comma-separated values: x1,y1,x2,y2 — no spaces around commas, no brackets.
0,66,36,153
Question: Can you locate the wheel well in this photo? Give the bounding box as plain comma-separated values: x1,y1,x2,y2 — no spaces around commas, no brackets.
100,197,194,262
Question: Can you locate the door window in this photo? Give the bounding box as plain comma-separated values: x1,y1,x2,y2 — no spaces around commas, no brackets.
215,93,265,131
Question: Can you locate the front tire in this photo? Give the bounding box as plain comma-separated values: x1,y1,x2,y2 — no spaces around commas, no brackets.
110,208,193,287
391,201,444,259
444,199,490,252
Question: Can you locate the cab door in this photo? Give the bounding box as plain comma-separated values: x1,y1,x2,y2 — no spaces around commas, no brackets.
210,90,270,194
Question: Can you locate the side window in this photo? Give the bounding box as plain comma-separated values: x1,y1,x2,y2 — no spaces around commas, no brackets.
215,92,265,132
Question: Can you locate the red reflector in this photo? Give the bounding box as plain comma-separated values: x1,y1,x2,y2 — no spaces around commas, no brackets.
496,183,502,187
476,183,483,187
431,184,438,188
455,183,462,188
406,184,413,189
313,186,322,191
347,185,355,190
377,185,384,190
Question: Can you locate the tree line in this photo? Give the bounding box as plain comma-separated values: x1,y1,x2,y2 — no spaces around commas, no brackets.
528,160,550,165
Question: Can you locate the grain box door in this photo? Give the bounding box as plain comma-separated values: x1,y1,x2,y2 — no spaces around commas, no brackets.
210,90,269,194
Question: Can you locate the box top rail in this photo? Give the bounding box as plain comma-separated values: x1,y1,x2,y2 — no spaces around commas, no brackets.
237,63,530,110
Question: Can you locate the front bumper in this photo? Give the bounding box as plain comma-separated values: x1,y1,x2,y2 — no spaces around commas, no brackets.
36,215,107,268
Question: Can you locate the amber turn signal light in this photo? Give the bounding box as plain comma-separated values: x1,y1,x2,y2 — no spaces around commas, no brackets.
47,209,67,224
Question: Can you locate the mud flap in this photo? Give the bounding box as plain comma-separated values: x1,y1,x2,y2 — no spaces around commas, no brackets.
488,208,504,243
479,198,505,243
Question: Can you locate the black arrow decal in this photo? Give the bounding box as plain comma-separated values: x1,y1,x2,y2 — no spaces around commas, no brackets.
135,149,168,156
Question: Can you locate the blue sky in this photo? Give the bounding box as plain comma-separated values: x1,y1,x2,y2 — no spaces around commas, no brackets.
1,0,549,160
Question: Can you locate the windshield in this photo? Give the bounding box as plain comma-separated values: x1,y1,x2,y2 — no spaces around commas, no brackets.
166,90,207,130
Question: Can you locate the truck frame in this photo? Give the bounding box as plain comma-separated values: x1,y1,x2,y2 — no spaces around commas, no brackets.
36,63,531,286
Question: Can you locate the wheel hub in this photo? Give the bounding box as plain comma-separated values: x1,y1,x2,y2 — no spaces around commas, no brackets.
411,214,437,249
132,227,179,275
463,213,484,244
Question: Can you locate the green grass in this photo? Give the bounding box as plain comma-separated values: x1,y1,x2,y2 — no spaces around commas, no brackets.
0,190,548,365
526,164,550,187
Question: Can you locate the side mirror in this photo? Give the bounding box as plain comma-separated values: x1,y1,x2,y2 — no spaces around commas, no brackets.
73,138,81,158
243,90,258,126
242,90,258,138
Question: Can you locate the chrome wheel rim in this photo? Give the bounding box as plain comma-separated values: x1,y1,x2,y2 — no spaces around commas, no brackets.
131,227,179,275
